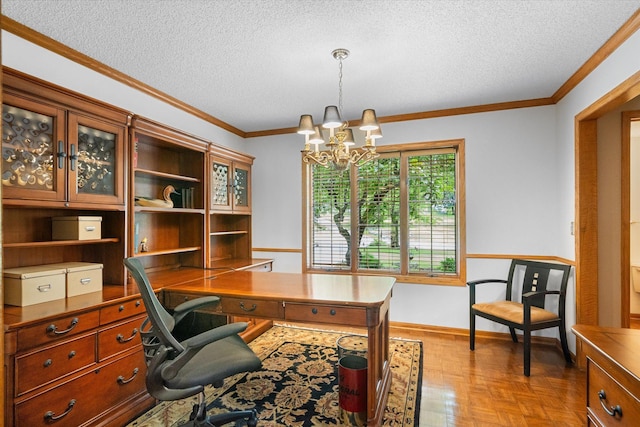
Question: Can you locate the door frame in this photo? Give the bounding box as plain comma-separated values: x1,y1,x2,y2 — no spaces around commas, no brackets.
575,70,640,327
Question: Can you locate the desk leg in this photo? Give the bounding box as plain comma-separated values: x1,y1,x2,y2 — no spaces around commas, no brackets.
367,309,391,425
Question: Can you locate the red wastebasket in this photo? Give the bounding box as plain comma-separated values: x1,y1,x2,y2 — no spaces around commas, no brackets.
338,355,367,426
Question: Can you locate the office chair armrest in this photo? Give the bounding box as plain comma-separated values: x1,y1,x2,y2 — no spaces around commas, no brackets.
172,296,220,325
181,322,249,349
467,279,508,287
161,322,249,380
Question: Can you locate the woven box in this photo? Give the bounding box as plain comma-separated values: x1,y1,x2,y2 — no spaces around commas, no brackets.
4,265,67,306
52,216,102,240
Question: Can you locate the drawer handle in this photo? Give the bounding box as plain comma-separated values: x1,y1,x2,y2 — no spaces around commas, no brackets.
239,302,257,312
47,318,79,335
598,390,623,418
119,305,125,312
117,328,138,343
117,367,140,385
312,308,318,315
68,351,76,359
37,284,52,292
136,300,141,307
84,226,96,231
80,278,91,285
43,358,52,368
330,309,337,316
44,399,76,422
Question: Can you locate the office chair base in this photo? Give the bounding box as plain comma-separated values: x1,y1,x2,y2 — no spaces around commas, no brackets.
186,406,258,427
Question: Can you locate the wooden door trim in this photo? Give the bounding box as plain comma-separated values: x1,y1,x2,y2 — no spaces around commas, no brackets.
576,71,640,327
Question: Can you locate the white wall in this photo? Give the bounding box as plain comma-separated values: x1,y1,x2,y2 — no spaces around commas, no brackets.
4,24,640,352
249,103,567,334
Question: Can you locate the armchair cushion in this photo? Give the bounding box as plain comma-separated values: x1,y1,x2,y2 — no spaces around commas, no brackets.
472,301,559,324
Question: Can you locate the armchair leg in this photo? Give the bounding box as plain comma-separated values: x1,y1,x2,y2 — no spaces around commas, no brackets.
509,327,518,343
559,325,572,364
470,312,476,350
523,329,531,377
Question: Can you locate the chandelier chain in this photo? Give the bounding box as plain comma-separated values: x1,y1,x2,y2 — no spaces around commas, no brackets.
338,56,344,118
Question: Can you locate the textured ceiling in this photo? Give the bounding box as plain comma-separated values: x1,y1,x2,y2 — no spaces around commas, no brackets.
3,0,640,133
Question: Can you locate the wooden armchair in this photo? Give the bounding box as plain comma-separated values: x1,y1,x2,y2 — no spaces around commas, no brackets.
468,259,573,376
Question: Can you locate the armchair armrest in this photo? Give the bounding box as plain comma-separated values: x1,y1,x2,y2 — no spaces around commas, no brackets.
522,290,559,300
161,322,249,380
468,279,508,305
467,279,508,287
172,295,220,325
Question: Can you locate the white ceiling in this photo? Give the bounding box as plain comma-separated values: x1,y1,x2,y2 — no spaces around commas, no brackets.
3,0,640,134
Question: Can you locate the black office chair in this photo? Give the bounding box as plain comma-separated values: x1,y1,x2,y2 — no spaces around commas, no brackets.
124,258,261,426
468,259,573,376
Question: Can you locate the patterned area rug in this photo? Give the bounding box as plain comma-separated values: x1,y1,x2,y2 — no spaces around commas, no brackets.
127,324,422,426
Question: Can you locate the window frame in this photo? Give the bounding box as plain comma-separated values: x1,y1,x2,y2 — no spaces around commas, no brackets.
302,139,466,286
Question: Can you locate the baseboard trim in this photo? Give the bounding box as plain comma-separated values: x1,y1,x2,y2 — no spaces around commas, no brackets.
389,320,569,350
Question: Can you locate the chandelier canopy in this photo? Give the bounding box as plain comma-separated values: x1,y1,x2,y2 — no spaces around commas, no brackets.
297,48,381,171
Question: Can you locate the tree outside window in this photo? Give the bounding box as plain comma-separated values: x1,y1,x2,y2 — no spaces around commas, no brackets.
303,140,465,285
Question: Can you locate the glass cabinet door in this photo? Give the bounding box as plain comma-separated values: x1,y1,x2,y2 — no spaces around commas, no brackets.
68,113,125,205
232,163,251,212
1,95,66,201
210,157,233,211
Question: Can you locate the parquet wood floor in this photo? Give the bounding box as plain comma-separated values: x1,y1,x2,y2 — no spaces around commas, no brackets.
296,322,586,426
388,326,586,427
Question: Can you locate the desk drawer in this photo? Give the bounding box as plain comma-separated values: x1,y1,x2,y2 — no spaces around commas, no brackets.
587,358,640,427
100,298,145,325
15,333,96,396
221,297,284,319
164,292,223,313
98,315,145,361
285,303,367,326
16,311,100,352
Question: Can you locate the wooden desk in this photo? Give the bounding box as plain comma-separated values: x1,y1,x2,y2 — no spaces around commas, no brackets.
572,325,640,426
162,270,396,426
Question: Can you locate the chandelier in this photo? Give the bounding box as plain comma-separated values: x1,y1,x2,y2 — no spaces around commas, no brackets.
297,48,381,171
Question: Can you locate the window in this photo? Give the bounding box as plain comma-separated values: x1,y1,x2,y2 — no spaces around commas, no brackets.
303,140,466,285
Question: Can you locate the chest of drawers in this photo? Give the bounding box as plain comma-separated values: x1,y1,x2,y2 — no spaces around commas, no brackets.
4,295,154,427
572,325,640,427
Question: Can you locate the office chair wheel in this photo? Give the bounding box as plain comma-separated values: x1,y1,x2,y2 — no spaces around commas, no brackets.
244,409,258,427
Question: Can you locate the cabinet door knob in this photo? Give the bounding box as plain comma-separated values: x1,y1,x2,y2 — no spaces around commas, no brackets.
57,140,66,169
69,143,77,171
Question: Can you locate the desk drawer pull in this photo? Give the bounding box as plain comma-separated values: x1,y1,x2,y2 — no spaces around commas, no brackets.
47,317,79,335
312,308,318,315
44,399,76,422
117,328,138,343
117,367,140,385
598,390,623,417
239,302,257,312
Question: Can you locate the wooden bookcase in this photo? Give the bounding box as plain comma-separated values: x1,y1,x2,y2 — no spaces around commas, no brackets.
129,116,207,271
2,69,272,427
